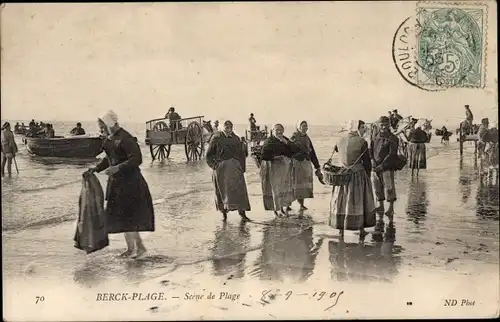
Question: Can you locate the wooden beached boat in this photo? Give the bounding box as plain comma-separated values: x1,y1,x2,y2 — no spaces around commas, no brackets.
25,136,105,158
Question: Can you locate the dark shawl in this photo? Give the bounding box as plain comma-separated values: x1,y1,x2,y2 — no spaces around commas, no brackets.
261,135,299,161
206,131,246,172
290,131,321,169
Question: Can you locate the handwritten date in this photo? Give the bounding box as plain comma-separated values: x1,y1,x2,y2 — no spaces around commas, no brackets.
260,289,344,310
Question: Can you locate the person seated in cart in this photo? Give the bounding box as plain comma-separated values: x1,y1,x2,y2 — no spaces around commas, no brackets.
165,107,182,130
70,122,86,136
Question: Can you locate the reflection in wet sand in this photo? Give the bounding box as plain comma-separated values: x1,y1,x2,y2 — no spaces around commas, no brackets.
476,175,499,220
73,260,110,288
124,260,147,283
251,216,322,283
458,158,477,204
329,223,402,283
406,178,429,225
211,221,251,278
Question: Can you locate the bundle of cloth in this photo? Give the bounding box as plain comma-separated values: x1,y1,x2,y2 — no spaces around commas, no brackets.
74,171,109,254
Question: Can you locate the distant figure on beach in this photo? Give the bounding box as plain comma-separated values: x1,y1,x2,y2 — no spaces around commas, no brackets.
165,107,182,130
29,119,36,128
462,104,474,134
477,118,489,158
213,120,220,132
390,109,403,130
1,122,18,177
290,120,323,211
329,120,376,240
70,122,86,136
14,122,20,132
260,123,299,217
370,116,399,220
408,120,429,177
241,136,249,157
484,122,499,166
465,105,474,124
249,113,257,132
441,126,451,143
89,110,155,259
206,120,251,222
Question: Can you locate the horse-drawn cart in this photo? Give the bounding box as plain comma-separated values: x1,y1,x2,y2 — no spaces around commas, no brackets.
245,126,269,167
245,126,269,146
145,115,207,161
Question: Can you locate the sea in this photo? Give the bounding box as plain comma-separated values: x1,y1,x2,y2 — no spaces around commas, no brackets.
2,120,499,320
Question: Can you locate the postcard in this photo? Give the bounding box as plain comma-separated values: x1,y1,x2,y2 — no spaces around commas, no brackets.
1,1,498,321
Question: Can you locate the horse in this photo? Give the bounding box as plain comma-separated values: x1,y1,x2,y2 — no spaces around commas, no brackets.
202,120,215,145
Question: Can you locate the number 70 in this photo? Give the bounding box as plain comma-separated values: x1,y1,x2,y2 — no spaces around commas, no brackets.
35,296,45,304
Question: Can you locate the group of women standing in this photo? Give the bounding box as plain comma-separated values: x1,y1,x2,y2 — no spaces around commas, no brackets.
206,120,323,221
206,116,408,242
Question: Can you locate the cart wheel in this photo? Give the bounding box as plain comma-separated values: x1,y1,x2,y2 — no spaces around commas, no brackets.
152,121,169,132
185,121,204,161
150,144,171,161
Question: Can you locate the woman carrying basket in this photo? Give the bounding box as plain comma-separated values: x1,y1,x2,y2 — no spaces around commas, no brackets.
328,120,376,239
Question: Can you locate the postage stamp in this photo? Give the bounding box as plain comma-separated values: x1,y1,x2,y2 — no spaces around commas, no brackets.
414,2,488,88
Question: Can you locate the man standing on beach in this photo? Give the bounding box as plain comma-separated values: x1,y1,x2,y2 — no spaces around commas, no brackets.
370,116,399,220
1,122,18,177
89,110,155,259
206,120,251,222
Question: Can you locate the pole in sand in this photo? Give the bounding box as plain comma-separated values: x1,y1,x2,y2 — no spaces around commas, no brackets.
13,156,19,174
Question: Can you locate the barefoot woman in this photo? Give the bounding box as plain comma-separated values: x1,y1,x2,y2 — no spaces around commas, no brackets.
329,120,376,239
90,110,155,258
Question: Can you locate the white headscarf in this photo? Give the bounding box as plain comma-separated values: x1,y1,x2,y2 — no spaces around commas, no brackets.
100,110,118,128
296,120,307,131
346,120,361,133
272,123,284,137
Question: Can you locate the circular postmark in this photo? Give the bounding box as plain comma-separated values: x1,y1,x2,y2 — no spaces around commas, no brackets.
392,16,443,92
392,5,485,91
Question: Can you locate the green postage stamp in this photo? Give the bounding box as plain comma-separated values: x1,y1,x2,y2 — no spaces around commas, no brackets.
415,2,488,88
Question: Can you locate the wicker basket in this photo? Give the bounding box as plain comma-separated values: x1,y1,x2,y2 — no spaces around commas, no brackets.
323,163,353,186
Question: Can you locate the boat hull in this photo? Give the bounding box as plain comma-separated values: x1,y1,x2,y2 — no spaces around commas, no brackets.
25,136,105,158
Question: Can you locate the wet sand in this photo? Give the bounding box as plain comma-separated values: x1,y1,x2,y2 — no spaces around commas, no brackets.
2,138,499,320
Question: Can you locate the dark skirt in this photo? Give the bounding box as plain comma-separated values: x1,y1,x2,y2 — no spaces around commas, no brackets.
408,143,427,170
105,168,155,233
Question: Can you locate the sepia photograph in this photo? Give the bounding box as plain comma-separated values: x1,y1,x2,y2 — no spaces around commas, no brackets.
1,1,498,320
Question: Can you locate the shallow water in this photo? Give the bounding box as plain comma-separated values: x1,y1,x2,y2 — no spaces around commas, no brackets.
2,122,499,320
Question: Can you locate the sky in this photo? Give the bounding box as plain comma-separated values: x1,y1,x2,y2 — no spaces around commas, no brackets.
1,2,498,126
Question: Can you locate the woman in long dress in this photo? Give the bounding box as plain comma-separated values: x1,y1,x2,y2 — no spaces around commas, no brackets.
407,120,429,177
290,120,322,210
90,110,155,258
206,120,251,221
329,120,376,239
260,123,298,217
